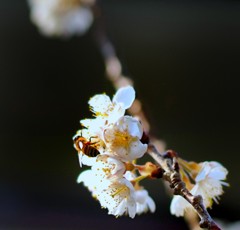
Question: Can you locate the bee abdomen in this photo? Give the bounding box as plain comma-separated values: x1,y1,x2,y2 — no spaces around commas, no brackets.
84,145,100,157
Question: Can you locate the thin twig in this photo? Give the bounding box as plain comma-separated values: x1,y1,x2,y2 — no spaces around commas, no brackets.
92,4,166,153
148,145,221,230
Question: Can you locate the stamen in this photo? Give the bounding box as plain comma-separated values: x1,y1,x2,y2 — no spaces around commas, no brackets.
111,186,127,198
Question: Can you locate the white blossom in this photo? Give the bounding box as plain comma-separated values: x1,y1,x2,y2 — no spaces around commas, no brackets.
74,86,146,168
88,86,135,125
28,0,94,37
80,117,106,140
170,195,192,217
91,155,126,180
104,116,147,162
191,161,229,207
78,171,137,218
135,189,156,215
97,178,137,218
77,169,99,195
170,161,228,217
75,86,154,218
78,159,156,218
124,171,156,215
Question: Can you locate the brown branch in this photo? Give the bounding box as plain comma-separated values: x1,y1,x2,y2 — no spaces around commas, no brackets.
91,4,221,229
148,145,221,230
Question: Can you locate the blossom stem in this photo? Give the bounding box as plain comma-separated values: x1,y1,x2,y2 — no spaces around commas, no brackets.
147,144,221,230
132,175,148,184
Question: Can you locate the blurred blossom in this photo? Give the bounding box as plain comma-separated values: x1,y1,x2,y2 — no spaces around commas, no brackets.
135,189,156,215
28,0,95,37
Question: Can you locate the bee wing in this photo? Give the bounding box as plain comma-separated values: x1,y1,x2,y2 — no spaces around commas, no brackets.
78,151,83,167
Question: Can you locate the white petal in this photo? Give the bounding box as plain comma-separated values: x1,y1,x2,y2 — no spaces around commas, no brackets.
97,178,136,218
208,162,228,180
128,140,147,160
147,196,156,213
112,199,126,217
107,157,125,177
77,170,93,184
193,184,213,207
127,197,137,218
80,118,95,128
107,104,125,124
77,170,99,194
80,154,97,166
135,190,148,204
121,116,143,138
135,190,156,214
112,146,128,160
92,155,125,180
124,171,136,181
88,94,112,114
170,195,191,217
195,162,210,182
113,86,135,109
80,117,105,139
196,161,228,182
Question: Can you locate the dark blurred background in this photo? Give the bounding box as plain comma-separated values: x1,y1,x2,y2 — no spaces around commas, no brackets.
0,0,239,229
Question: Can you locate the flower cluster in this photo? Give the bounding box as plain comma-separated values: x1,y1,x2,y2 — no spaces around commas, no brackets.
75,86,156,218
28,0,95,37
73,86,228,222
170,160,229,217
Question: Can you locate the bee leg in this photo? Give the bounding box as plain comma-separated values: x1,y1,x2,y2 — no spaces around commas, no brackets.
89,136,98,142
89,142,99,146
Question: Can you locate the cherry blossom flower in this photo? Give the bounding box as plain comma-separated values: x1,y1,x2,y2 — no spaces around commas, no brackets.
88,86,135,125
135,189,156,215
28,0,94,37
191,161,229,207
97,178,137,218
103,116,147,162
74,86,146,169
92,155,126,180
170,161,228,217
80,117,106,140
123,171,156,215
78,170,137,218
170,194,191,217
77,169,99,196
80,86,136,141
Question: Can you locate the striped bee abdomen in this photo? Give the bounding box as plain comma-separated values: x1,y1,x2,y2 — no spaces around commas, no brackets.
73,135,100,158
83,144,100,157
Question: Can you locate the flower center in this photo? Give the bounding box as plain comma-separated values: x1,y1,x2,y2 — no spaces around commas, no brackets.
112,130,136,149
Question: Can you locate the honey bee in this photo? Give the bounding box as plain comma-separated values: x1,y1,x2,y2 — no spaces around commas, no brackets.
73,134,100,158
